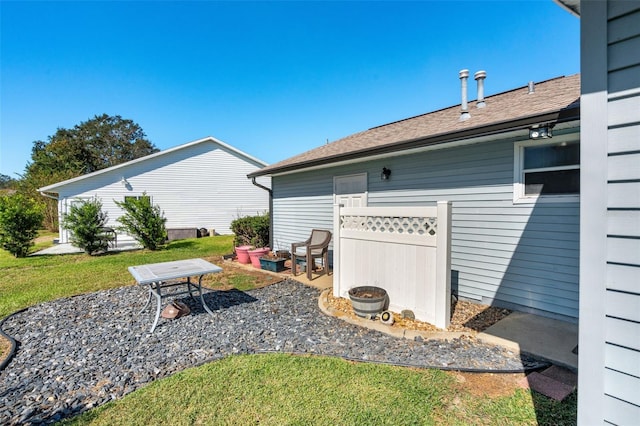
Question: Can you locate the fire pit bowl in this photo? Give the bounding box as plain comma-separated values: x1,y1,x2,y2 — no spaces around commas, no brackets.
348,286,388,318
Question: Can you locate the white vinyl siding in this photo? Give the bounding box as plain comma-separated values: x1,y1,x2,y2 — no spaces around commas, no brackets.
54,140,269,242
579,1,640,423
273,129,580,320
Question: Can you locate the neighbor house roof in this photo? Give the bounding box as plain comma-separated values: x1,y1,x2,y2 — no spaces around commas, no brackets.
39,136,268,193
249,74,580,178
554,0,581,16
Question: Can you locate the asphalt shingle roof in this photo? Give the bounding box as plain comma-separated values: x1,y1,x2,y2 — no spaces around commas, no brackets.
250,74,580,177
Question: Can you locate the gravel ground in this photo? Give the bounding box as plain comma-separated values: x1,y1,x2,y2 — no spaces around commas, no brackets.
0,280,546,425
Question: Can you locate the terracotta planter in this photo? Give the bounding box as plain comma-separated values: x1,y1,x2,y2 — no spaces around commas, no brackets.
348,286,388,318
235,245,253,264
248,247,270,268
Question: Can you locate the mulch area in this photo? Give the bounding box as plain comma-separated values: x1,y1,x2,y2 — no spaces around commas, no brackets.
326,292,512,334
0,335,10,362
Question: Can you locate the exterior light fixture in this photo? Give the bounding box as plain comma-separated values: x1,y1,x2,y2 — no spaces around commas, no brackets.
121,177,129,186
529,125,553,140
381,167,391,181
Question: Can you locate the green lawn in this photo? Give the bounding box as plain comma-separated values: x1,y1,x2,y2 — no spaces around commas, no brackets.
61,354,576,426
0,235,235,319
0,235,577,425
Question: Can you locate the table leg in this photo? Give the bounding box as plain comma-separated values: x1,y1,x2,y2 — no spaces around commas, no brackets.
149,281,163,333
186,276,197,302
198,274,214,316
138,287,152,315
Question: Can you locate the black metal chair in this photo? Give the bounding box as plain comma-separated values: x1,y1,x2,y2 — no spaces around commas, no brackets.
291,229,332,280
99,227,117,248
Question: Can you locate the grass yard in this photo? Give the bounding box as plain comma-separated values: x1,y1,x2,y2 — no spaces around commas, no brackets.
0,234,239,319
0,234,577,425
61,354,576,426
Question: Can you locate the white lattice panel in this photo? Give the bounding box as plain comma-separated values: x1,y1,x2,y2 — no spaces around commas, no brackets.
341,215,437,236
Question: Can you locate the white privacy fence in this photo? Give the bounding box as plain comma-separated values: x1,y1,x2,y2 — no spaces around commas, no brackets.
333,202,452,328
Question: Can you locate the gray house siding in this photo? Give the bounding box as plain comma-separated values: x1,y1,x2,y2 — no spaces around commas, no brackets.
578,0,640,423
273,127,580,321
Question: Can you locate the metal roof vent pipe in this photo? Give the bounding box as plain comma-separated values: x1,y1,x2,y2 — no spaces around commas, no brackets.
528,81,535,94
474,70,486,108
459,69,471,121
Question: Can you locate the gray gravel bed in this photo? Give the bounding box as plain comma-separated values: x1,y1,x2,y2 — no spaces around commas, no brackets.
0,280,545,425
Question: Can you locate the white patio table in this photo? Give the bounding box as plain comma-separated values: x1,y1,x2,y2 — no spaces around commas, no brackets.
128,258,222,333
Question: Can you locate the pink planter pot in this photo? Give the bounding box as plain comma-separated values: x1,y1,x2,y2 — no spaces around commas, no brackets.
248,247,270,268
235,245,253,264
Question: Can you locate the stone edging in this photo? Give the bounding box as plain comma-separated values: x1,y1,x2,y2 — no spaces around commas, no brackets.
317,288,473,342
0,309,24,371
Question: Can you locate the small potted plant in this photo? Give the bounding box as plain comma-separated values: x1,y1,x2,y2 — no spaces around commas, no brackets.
259,252,287,272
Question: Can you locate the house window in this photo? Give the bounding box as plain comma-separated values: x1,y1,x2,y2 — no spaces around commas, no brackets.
124,195,151,204
513,136,580,203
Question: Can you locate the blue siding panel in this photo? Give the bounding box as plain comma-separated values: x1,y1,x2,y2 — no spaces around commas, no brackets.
272,134,580,320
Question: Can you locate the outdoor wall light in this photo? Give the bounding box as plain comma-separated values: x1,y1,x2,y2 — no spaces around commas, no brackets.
529,125,553,140
120,177,129,186
381,167,391,181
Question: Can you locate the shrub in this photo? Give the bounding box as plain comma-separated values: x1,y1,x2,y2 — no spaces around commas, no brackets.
115,194,167,250
0,194,44,257
230,212,269,248
62,198,112,255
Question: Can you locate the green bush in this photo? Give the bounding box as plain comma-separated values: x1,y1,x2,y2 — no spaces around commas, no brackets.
230,212,269,248
115,194,167,250
62,198,112,255
0,194,44,257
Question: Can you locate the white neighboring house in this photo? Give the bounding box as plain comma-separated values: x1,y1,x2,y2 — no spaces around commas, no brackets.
38,136,271,244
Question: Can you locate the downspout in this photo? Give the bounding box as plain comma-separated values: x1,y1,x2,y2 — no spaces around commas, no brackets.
251,177,274,248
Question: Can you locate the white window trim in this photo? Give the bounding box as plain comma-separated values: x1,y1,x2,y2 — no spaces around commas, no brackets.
513,133,580,204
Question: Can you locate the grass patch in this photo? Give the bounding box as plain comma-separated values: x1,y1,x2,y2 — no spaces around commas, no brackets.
60,354,576,426
0,235,237,319
63,354,451,426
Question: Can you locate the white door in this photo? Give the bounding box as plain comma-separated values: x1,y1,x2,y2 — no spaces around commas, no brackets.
334,173,367,207
333,173,367,295
61,197,91,244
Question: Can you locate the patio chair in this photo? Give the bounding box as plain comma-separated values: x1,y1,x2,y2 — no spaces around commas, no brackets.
291,229,332,280
99,227,117,248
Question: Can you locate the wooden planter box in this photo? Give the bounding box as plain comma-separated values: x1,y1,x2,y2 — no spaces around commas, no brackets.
259,257,287,272
348,286,388,318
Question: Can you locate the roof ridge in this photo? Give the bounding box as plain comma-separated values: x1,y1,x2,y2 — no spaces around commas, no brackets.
369,74,576,131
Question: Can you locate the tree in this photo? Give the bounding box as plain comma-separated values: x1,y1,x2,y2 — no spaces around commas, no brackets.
0,194,44,257
27,114,158,176
61,198,112,255
115,194,167,250
0,174,16,190
20,114,159,231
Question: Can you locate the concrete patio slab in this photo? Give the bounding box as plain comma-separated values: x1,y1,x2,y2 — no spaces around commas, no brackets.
31,241,142,256
478,311,578,370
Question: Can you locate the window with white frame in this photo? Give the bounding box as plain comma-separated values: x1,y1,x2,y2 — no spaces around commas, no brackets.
513,135,580,203
124,195,151,204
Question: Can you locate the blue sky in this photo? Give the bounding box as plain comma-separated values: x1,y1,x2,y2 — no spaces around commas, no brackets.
0,1,579,178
